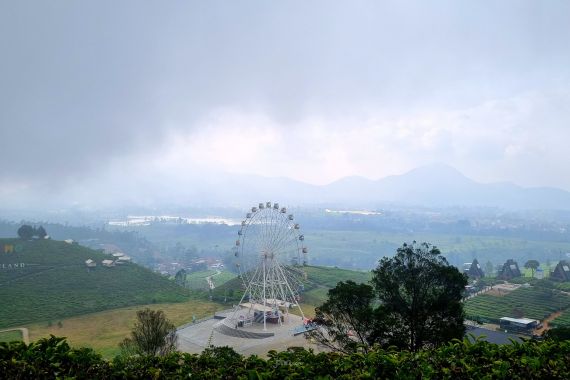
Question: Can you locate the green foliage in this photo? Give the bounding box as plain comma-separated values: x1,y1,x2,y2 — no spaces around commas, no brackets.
36,226,47,239
17,225,34,240
2,336,570,379
120,309,177,356
525,260,540,278
16,225,47,240
309,243,467,353
371,241,467,351
0,238,192,328
308,281,376,353
174,268,187,286
465,287,570,323
543,326,570,341
550,312,570,328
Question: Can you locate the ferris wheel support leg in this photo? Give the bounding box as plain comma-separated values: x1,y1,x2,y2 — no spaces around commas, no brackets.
263,258,267,331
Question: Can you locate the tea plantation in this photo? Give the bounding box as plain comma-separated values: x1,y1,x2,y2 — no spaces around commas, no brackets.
0,238,192,328
464,286,570,323
551,311,570,328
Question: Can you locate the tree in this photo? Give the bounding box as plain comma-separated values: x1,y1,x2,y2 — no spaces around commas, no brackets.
120,309,177,356
17,225,34,240
524,260,540,278
174,269,187,287
36,226,47,239
543,326,570,341
306,281,376,353
308,242,468,353
371,241,467,351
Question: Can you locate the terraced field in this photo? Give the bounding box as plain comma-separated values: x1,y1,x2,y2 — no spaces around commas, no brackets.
465,287,570,323
0,239,192,328
550,311,570,328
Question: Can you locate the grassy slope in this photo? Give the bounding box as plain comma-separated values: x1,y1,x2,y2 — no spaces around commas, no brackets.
211,265,372,317
26,299,224,358
0,330,22,342
0,238,192,328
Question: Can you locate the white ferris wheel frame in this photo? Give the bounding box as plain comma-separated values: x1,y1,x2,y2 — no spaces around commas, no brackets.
232,202,308,331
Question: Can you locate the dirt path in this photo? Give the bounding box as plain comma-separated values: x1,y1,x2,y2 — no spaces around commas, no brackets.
534,311,562,335
0,327,29,344
206,270,222,290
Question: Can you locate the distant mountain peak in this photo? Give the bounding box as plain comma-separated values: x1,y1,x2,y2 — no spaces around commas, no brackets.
401,163,473,183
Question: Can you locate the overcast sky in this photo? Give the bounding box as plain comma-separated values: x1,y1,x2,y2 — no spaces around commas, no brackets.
1,1,570,207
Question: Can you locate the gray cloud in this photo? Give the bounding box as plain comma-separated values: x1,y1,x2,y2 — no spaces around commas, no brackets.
0,1,569,200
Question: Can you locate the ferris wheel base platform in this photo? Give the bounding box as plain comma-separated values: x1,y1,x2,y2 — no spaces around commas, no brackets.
214,322,275,339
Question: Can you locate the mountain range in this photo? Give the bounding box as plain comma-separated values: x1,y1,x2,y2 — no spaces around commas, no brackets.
7,164,570,212
208,164,570,210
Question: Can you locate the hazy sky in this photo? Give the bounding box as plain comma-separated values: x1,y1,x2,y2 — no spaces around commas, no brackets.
1,1,570,205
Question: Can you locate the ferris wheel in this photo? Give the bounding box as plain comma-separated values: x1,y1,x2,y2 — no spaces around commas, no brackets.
229,202,308,331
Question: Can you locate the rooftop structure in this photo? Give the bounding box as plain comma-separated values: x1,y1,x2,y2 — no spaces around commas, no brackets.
101,259,114,267
85,259,96,268
551,260,570,281
498,259,521,280
466,259,485,279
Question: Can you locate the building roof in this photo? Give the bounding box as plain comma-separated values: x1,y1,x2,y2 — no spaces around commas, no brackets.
500,317,539,324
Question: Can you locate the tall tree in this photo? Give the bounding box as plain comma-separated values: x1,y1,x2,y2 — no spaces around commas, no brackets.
36,226,47,239
308,241,468,353
174,269,187,287
306,281,376,353
524,260,540,278
371,241,467,351
17,225,34,240
120,309,177,356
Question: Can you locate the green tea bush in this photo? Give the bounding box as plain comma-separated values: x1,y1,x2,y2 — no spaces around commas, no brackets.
2,335,570,379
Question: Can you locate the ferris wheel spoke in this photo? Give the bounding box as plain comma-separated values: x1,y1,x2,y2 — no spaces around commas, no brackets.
272,227,298,260
267,215,291,253
270,214,291,252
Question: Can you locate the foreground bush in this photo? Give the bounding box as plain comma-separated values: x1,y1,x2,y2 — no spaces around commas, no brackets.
1,335,570,379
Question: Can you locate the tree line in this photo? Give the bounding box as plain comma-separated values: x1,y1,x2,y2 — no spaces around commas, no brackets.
17,225,47,240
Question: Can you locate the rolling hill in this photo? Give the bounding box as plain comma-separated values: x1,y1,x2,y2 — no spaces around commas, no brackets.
0,238,192,328
210,265,372,310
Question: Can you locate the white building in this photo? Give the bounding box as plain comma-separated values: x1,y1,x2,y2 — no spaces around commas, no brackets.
102,259,114,267
85,259,96,268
